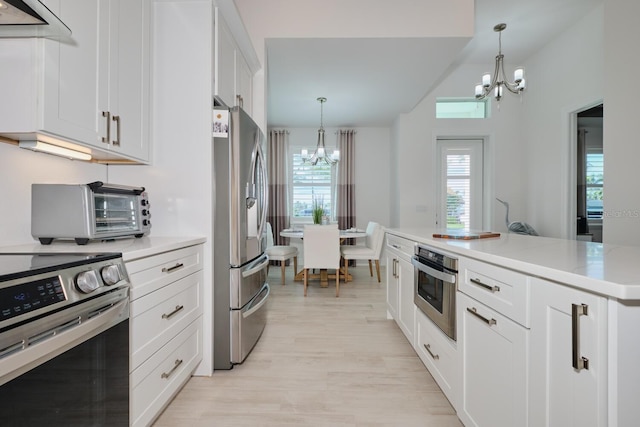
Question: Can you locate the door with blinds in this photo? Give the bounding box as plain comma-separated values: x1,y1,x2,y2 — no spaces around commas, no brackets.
436,139,484,230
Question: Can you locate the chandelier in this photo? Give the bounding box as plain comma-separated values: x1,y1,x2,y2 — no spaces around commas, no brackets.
474,23,526,102
301,97,339,165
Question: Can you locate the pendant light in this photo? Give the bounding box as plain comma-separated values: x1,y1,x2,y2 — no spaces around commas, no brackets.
301,97,339,165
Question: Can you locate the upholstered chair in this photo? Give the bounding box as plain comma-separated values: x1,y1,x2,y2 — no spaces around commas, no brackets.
302,224,341,297
265,222,298,285
340,221,385,282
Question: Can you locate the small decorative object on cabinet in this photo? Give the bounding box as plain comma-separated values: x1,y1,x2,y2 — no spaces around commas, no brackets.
127,243,204,427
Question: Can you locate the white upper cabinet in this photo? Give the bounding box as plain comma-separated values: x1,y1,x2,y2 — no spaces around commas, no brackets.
214,8,253,115
0,0,150,163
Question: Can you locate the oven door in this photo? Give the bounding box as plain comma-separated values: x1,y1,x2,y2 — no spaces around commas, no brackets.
412,257,457,340
0,298,130,426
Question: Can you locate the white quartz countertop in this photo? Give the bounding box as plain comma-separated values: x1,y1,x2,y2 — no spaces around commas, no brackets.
0,236,206,262
387,228,640,300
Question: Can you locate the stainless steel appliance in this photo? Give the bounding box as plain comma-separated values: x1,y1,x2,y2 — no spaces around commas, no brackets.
0,252,130,425
412,244,458,340
213,105,270,369
31,181,151,245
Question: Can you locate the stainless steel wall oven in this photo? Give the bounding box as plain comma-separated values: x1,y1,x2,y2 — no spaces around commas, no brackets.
412,244,458,340
0,253,130,426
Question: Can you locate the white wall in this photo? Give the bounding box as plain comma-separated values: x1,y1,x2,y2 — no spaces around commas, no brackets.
521,4,604,238
603,0,640,246
0,142,107,245
390,64,525,233
284,126,391,231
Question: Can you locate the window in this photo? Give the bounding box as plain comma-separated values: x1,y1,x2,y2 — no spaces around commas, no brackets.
436,99,488,119
436,139,484,230
586,151,603,220
290,151,336,220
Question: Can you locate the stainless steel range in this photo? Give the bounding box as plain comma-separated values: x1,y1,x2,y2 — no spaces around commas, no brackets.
0,252,130,426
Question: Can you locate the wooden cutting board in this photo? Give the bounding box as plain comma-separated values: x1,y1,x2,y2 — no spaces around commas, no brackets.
432,232,501,240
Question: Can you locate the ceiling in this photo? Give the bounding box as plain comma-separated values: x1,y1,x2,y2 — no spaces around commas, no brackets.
265,0,602,128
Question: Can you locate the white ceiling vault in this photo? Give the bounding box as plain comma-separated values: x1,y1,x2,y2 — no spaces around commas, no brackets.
235,0,603,128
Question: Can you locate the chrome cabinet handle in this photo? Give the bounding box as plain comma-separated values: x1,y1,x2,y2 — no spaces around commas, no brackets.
162,305,184,320
572,303,589,371
466,307,497,326
161,359,183,379
424,343,439,360
112,115,121,146
236,94,244,108
162,263,184,273
101,111,111,143
393,258,398,278
470,277,500,292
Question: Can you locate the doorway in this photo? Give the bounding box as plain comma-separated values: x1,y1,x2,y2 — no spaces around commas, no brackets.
576,104,603,243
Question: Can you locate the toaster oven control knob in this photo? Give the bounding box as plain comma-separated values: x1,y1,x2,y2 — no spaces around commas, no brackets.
142,209,149,216
143,219,150,226
101,265,122,286
141,199,148,206
76,270,101,293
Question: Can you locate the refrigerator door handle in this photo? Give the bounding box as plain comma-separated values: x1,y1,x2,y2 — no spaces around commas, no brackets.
242,255,269,278
243,283,270,318
256,138,269,241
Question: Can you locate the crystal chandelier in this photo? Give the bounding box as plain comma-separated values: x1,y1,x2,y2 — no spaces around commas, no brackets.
474,23,526,102
301,97,339,165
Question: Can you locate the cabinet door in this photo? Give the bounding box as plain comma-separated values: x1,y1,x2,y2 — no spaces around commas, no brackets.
458,292,528,427
108,0,150,161
214,9,236,107
397,256,415,344
41,0,106,145
385,254,399,320
529,278,607,427
236,51,252,113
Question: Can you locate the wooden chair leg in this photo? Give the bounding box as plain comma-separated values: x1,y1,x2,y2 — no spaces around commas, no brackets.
293,256,298,277
280,261,286,285
375,259,381,282
304,268,308,296
368,260,373,277
344,259,349,282
336,268,340,297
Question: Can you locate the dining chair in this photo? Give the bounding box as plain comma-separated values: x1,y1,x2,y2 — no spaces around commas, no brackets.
303,224,341,297
340,221,385,282
265,222,298,285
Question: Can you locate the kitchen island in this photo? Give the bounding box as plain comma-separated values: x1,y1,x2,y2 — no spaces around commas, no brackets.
385,228,640,427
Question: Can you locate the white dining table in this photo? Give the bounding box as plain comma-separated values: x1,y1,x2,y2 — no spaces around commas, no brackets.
279,228,367,286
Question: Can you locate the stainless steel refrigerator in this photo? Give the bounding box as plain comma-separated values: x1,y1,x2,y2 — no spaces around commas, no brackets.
213,105,269,370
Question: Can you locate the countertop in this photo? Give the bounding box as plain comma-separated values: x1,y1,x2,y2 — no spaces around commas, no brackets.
387,228,640,300
0,236,207,262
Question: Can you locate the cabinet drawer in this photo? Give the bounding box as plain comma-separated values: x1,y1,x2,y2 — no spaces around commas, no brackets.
131,319,202,427
415,309,458,407
386,234,415,259
459,257,530,327
126,244,203,301
131,269,203,369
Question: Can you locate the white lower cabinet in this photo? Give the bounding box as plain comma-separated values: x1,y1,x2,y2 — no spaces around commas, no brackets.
415,308,458,407
457,292,529,427
385,234,415,344
529,278,608,427
127,244,204,427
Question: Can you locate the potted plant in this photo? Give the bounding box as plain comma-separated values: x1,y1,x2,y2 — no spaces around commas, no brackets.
311,196,324,224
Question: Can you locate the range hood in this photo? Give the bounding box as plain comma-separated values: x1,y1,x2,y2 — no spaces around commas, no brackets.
0,0,71,38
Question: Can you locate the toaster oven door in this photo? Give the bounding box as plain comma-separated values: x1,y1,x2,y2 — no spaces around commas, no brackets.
93,193,143,235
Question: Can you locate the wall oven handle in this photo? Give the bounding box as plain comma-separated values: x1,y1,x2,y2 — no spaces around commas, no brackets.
571,303,590,371
411,257,456,283
470,277,500,292
466,307,497,326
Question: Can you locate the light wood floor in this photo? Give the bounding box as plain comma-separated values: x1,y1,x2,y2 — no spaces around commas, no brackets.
153,266,463,426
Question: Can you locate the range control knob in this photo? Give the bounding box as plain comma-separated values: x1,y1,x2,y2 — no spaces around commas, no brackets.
76,270,101,294
101,265,122,286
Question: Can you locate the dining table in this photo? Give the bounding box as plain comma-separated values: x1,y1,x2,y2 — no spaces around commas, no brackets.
279,227,367,286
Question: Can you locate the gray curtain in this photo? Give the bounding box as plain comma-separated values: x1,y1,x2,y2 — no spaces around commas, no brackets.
337,130,356,263
267,130,290,249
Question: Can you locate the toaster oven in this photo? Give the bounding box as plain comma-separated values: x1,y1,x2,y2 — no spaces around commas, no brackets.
31,181,151,245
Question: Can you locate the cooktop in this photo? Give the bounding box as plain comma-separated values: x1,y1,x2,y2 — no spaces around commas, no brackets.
0,253,122,282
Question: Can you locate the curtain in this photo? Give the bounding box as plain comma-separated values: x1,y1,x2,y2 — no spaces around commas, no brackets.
267,130,290,250
336,130,356,263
